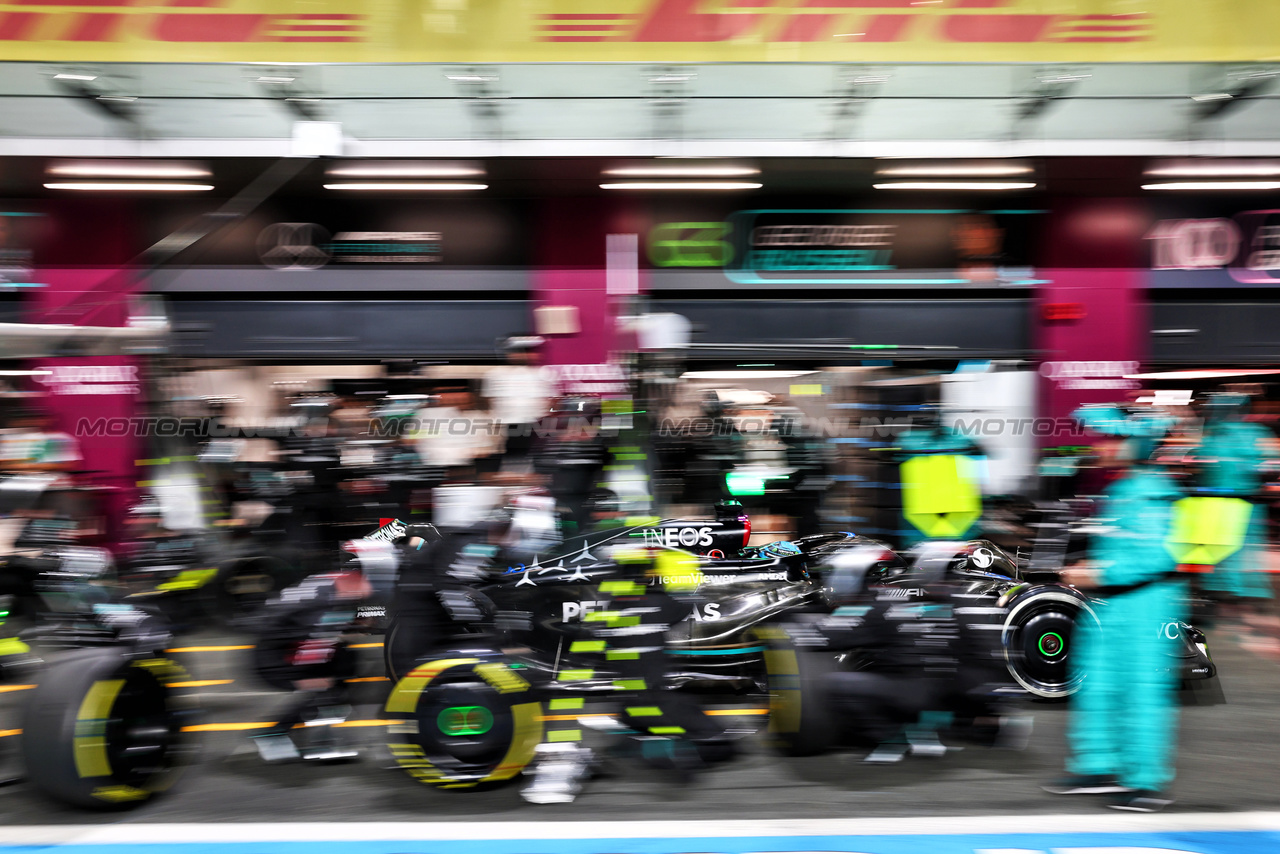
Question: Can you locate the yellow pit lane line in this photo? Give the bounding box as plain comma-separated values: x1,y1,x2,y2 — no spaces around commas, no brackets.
704,708,769,716
0,728,20,737
168,680,235,688
181,720,404,733
165,645,254,653
539,708,769,722
0,684,35,694
165,640,384,655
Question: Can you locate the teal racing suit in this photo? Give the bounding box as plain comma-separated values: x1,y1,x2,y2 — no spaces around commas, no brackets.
1196,419,1273,600
1067,467,1186,793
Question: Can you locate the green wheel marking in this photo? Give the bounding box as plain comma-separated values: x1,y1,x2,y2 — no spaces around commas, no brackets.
1038,632,1065,658
437,705,494,737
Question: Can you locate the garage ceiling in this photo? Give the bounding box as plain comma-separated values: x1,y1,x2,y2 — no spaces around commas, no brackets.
0,61,1278,158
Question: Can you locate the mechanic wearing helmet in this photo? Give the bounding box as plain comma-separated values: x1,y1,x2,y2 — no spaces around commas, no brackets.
793,546,1017,762
250,568,373,763
1043,404,1184,812
522,546,732,804
382,513,519,682
1191,392,1276,604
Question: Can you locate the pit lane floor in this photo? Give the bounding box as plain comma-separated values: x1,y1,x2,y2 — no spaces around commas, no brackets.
1,624,1278,824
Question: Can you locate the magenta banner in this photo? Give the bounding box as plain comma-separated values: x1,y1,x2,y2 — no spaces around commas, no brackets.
26,267,144,543
533,268,620,367
1035,267,1147,447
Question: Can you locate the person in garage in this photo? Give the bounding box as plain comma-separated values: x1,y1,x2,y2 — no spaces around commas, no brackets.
790,545,1025,763
1043,404,1184,812
1190,392,1276,605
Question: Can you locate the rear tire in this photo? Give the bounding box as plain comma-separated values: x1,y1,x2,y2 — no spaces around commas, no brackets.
20,648,198,809
754,624,842,756
384,654,542,788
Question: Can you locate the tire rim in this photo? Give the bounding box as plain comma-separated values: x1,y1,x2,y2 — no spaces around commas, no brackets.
1003,591,1095,699
102,668,185,787
412,675,517,779
1038,631,1065,657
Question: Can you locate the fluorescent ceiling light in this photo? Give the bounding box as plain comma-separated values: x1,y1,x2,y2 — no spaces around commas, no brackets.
326,160,485,178
873,182,1036,191
47,159,211,179
1191,92,1233,102
1145,159,1280,177
603,165,759,177
44,182,214,191
601,182,762,191
681,370,817,380
875,163,1034,177
323,182,488,191
256,76,295,84
1142,181,1280,191
53,73,97,82
1124,368,1280,380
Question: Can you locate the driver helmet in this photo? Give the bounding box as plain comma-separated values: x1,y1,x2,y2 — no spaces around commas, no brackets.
760,540,802,559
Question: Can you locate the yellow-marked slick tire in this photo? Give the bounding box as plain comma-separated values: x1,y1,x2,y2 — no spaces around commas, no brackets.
753,625,841,757
384,655,543,789
20,648,199,809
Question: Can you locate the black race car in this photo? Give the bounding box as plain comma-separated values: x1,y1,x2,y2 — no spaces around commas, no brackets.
373,506,1216,786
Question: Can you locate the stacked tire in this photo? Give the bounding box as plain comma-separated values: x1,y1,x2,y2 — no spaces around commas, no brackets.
21,648,199,808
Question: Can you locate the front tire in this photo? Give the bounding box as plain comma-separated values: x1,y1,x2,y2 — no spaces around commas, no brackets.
1002,589,1097,700
384,654,543,788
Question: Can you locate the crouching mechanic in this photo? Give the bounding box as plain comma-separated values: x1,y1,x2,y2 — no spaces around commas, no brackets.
522,546,735,804
251,568,373,762
789,547,1027,762
384,519,505,682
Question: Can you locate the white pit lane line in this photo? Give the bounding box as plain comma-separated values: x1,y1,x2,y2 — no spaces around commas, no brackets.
5,814,1280,846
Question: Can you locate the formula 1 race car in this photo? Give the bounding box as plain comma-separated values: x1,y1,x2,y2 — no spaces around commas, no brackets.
372,505,1217,787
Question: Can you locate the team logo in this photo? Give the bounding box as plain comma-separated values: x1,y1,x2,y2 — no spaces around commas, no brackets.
257,222,331,271
971,547,995,569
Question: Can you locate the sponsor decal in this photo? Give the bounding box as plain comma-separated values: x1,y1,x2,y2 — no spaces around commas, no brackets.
1148,211,1280,286
366,519,406,542
562,600,607,622
36,364,140,396
642,526,715,549
4,0,1249,65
